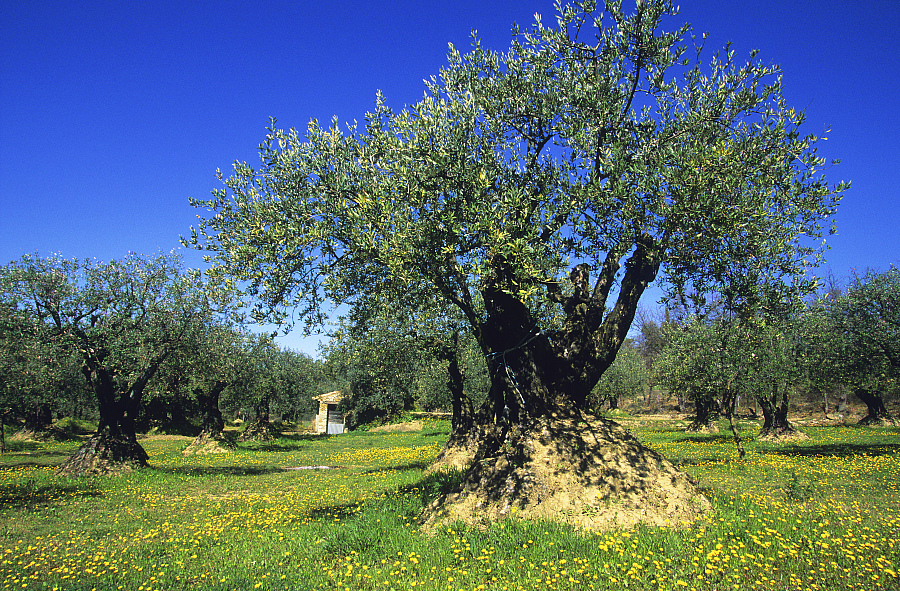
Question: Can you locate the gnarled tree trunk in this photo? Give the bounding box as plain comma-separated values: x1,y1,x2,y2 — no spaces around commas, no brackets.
184,382,231,456
425,253,710,530
758,385,806,440
240,396,280,441
23,403,53,433
836,386,849,414
438,331,474,436
197,382,227,438
686,395,719,433
57,367,149,476
854,387,897,426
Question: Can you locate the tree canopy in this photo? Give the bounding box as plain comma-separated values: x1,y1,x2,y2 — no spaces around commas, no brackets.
186,0,846,529
589,341,647,410
189,0,844,419
323,291,489,429
826,266,900,424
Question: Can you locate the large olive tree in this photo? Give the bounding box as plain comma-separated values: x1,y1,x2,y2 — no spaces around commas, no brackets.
188,0,845,527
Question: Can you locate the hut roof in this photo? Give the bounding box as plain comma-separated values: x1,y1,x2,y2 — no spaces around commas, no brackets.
312,391,342,404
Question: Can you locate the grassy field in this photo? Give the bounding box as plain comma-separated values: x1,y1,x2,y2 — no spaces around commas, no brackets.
1,418,898,591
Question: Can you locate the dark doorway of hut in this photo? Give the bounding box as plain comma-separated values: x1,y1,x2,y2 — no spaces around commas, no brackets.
326,404,344,435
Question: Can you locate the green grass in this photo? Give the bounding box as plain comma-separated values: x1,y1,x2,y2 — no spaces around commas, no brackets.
1,418,898,590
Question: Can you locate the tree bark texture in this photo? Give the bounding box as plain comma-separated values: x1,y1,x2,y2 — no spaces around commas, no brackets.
854,387,897,425
56,360,159,475
470,246,660,427
757,385,801,439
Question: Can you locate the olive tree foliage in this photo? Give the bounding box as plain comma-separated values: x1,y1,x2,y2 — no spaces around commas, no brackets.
325,318,421,429
222,333,279,424
826,267,900,424
635,313,669,375
657,311,804,455
1,296,95,442
799,297,851,416
271,346,323,423
589,341,647,410
323,289,490,430
0,253,219,474
655,318,723,430
187,0,844,438
323,277,489,430
183,321,243,436
0,302,58,435
0,302,47,449
138,319,245,437
215,333,321,438
743,315,806,438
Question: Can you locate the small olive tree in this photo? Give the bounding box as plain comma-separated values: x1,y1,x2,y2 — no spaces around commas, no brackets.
655,318,724,432
828,267,900,425
590,342,647,411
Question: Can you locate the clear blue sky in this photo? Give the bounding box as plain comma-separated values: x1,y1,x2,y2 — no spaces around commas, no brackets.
2,1,897,357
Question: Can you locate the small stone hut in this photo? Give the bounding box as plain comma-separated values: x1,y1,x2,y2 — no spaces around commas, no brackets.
312,391,344,434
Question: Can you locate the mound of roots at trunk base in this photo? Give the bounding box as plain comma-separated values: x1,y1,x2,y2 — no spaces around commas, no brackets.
857,414,899,427
421,414,711,532
757,421,811,443
55,433,148,477
182,431,233,455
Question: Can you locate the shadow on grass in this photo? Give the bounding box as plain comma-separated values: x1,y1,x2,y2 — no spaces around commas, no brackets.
402,468,465,500
317,470,465,557
2,440,44,453
305,500,371,521
237,433,322,452
0,480,102,509
149,465,286,477
670,457,728,467
363,459,434,474
676,433,746,445
768,442,900,458
0,449,78,469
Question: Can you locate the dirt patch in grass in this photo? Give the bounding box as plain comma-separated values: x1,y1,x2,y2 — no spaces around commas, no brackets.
142,434,193,441
371,421,424,433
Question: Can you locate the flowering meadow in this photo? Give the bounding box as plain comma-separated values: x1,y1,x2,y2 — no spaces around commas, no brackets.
1,419,897,590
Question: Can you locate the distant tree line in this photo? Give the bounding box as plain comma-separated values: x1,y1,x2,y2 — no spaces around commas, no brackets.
0,252,330,470
6,251,893,473
645,266,900,445
322,266,899,446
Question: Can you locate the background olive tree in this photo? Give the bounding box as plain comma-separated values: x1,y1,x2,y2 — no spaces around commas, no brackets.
0,253,219,474
826,266,900,425
589,341,647,411
323,285,489,430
